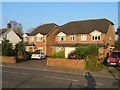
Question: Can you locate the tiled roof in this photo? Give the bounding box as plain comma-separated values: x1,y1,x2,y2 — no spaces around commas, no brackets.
30,23,58,35
56,18,114,35
0,28,8,36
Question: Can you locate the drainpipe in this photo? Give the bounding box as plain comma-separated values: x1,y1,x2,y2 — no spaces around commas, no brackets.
44,35,47,55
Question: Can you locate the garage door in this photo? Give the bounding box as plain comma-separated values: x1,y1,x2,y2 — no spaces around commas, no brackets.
65,47,75,58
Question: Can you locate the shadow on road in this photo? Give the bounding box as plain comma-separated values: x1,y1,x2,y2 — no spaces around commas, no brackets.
84,72,96,89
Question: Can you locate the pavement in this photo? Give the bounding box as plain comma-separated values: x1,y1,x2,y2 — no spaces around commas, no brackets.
2,59,120,79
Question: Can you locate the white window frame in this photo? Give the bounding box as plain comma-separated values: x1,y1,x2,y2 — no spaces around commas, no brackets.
59,36,66,41
55,47,62,52
37,36,43,42
81,35,87,41
70,35,75,41
91,34,101,41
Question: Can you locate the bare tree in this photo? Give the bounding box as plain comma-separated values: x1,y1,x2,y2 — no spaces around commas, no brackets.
10,20,23,37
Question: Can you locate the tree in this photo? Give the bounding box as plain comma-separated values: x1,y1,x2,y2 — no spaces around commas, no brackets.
2,38,14,56
10,20,23,37
14,41,26,59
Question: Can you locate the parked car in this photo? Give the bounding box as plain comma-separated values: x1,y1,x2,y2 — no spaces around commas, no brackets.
68,50,77,59
107,50,120,67
31,50,46,60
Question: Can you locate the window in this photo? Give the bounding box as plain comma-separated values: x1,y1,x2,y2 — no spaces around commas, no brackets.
92,35,101,40
37,37,43,42
59,36,65,41
81,35,87,41
70,35,75,41
38,47,43,52
56,47,62,52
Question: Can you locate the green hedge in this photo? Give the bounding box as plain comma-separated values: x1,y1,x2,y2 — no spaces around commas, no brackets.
50,51,65,58
75,45,99,59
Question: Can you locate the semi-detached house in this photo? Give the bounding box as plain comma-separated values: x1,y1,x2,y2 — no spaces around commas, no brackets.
23,18,115,58
23,23,59,55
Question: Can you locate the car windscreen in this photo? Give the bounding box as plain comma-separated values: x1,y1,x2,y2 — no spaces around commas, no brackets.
110,52,120,58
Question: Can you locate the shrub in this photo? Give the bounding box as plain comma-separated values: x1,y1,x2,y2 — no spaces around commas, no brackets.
2,39,14,56
87,45,99,55
75,45,99,59
75,46,88,59
51,51,65,58
85,56,104,71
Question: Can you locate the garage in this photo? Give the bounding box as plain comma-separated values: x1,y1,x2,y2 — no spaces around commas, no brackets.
65,47,75,58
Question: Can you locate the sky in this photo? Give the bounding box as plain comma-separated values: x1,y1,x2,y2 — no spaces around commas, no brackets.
1,2,119,33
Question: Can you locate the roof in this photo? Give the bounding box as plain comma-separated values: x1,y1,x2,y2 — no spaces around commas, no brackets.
56,18,114,35
30,23,58,35
0,28,8,36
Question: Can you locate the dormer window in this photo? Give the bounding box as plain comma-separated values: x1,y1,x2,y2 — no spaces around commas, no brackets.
59,36,65,41
92,34,101,40
37,37,43,42
90,30,102,41
57,32,66,41
36,33,43,42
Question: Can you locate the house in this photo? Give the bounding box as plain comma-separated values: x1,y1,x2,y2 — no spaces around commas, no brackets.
23,18,115,58
23,23,59,55
0,23,22,47
52,18,115,58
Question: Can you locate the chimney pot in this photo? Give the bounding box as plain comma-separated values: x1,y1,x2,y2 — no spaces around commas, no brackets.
7,23,11,29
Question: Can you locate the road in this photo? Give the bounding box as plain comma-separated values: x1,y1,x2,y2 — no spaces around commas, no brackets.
2,64,120,89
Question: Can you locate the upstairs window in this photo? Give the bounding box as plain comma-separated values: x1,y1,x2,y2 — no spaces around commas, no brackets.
92,35,101,41
37,37,43,42
70,35,75,41
81,35,87,41
59,36,66,41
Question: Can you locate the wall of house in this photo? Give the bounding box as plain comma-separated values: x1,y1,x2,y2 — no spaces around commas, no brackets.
6,30,21,47
56,34,104,44
46,27,60,56
105,24,115,47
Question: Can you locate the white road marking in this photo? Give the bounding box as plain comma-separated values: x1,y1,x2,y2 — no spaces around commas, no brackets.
3,71,28,75
3,65,48,71
45,75,78,82
0,65,4,66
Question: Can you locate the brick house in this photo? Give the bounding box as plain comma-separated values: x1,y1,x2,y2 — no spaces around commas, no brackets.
52,18,115,58
23,23,59,55
23,18,115,58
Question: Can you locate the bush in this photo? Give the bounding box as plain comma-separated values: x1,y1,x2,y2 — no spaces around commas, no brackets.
75,45,99,59
25,51,32,59
85,56,104,71
2,39,14,56
87,45,99,55
14,41,26,59
51,51,65,58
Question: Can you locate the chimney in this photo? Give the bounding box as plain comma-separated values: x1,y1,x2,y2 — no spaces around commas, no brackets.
6,23,11,29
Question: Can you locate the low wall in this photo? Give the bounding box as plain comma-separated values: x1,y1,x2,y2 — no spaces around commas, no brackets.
47,58,85,69
0,56,16,63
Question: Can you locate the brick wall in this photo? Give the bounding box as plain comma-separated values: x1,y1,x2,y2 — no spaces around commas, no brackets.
47,58,85,70
0,56,16,63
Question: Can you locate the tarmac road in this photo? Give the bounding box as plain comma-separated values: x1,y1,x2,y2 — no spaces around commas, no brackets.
2,63,120,89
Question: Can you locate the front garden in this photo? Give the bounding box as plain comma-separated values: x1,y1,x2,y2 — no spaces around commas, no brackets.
1,38,32,63
49,45,105,71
